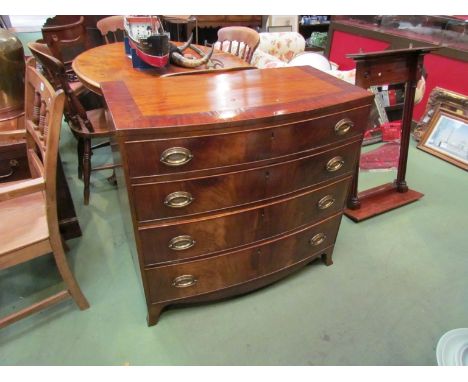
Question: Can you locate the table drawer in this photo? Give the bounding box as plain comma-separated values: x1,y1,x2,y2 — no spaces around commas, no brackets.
124,107,367,178
138,177,351,265
132,140,360,222
145,213,342,303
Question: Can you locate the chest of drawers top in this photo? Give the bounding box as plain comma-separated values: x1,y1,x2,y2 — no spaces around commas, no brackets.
102,66,373,136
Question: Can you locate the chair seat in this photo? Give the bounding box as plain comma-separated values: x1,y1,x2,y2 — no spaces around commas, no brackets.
71,108,112,137
0,189,49,257
69,80,87,96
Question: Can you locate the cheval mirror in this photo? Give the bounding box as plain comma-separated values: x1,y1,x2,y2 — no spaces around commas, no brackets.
344,46,438,222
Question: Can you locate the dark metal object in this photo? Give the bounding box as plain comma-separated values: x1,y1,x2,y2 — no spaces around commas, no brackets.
0,29,25,114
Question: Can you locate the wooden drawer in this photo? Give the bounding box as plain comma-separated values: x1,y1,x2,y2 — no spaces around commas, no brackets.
0,142,31,182
132,140,360,222
138,177,351,266
124,107,368,178
145,213,342,303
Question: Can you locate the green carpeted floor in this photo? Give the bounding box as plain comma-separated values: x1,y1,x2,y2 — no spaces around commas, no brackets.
1,32,467,365
1,122,467,365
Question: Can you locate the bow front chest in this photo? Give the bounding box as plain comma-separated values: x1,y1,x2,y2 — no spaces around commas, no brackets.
102,66,373,326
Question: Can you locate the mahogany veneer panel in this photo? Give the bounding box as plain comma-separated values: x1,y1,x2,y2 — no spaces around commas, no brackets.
102,66,373,132
344,183,424,222
104,66,372,325
145,214,343,303
139,177,351,266
124,106,368,178
73,42,252,95
132,140,360,222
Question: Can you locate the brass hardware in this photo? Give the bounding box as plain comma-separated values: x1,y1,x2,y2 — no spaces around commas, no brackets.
310,233,327,246
172,275,197,288
160,147,193,167
318,195,336,210
168,235,196,251
164,191,194,208
334,118,353,135
326,156,344,172
0,159,19,179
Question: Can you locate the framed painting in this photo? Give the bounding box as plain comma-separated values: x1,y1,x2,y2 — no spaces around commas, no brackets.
413,87,468,141
418,107,468,171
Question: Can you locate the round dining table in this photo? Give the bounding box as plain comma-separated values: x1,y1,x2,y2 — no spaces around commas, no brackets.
72,42,254,95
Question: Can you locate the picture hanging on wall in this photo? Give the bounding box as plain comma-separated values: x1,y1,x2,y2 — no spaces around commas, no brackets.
413,87,468,142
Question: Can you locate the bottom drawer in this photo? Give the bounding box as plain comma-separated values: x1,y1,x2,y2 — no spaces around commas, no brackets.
145,213,342,303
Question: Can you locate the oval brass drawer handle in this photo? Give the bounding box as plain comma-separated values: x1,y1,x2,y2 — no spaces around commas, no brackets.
168,235,196,251
326,156,345,172
160,147,193,167
334,118,353,136
164,191,194,208
172,275,198,288
318,195,336,210
310,233,327,247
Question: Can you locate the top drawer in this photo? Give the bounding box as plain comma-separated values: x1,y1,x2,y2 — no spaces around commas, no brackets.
124,106,368,178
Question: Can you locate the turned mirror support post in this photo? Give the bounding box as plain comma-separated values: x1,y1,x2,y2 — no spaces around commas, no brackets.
395,62,419,193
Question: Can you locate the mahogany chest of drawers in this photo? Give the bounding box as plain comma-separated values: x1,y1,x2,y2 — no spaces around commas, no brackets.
102,66,373,326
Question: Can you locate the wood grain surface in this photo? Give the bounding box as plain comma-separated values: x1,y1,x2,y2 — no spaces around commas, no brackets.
72,42,253,94
102,59,373,325
102,66,373,134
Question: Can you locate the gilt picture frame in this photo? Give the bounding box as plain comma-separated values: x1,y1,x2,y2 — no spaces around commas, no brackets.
413,87,468,141
418,107,468,171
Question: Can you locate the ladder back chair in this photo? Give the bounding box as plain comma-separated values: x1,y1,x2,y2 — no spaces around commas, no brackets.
28,42,117,205
0,58,89,329
96,15,125,44
216,26,260,64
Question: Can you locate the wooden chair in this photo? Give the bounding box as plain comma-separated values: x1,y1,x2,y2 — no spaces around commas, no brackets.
41,16,89,77
96,16,125,44
216,26,260,64
0,58,89,329
28,43,79,123
28,42,116,205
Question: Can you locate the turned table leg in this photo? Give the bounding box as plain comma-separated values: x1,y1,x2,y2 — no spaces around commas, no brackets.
83,139,91,205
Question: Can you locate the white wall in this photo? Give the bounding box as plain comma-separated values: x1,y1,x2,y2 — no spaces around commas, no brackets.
266,15,298,32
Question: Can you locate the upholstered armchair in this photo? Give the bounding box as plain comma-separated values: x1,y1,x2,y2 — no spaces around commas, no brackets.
251,32,306,69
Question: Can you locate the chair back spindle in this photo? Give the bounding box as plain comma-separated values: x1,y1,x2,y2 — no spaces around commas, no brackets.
24,58,65,200
217,26,260,64
32,92,41,125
